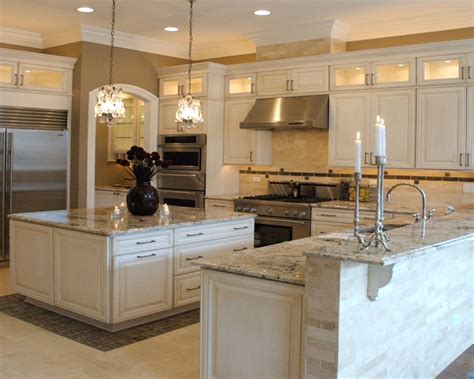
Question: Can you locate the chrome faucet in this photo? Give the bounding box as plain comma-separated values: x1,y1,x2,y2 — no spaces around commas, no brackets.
386,183,427,222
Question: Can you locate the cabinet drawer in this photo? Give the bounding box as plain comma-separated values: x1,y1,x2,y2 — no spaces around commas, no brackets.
112,230,174,256
312,208,375,223
311,221,352,236
175,219,254,246
175,234,253,275
205,199,235,210
174,272,201,307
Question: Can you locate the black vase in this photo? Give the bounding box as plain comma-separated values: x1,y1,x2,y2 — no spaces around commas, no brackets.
126,181,159,216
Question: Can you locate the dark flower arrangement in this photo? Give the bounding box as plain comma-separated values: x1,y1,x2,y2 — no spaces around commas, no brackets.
116,146,170,183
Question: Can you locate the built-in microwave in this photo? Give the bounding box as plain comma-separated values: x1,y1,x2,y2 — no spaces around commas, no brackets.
158,134,206,173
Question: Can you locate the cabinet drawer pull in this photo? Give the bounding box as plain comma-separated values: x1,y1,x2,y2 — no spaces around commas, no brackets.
286,80,289,91
290,79,294,91
467,153,471,167
249,151,254,162
370,152,375,165
186,232,204,237
468,66,472,80
460,153,464,166
234,226,249,230
364,152,368,164
365,74,369,86
212,204,227,208
14,73,18,86
185,285,201,291
20,74,24,86
461,66,465,80
371,73,374,85
136,240,157,245
250,82,255,94
233,247,248,252
319,213,337,217
137,253,157,259
185,255,203,261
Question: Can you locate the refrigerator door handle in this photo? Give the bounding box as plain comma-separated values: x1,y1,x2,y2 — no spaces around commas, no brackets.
6,133,13,217
0,132,4,260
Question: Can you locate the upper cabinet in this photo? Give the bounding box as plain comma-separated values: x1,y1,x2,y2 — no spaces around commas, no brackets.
225,74,256,98
159,99,207,135
0,60,19,88
256,66,328,97
417,54,473,86
159,73,207,100
330,59,415,91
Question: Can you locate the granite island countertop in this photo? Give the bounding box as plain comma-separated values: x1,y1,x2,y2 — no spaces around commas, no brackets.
194,210,474,285
9,206,256,236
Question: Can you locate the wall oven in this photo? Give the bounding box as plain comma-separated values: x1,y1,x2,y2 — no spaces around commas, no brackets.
158,135,206,208
254,217,311,248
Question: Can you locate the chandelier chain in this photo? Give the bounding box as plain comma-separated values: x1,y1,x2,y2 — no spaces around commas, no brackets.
109,0,116,85
187,0,194,94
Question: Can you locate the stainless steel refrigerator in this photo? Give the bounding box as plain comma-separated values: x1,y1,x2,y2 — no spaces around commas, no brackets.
0,106,68,262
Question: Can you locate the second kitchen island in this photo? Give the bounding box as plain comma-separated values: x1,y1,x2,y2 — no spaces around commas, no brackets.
9,206,255,331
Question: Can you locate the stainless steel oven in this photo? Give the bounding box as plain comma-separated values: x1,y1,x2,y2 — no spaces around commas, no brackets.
157,189,204,209
158,134,206,173
254,217,311,248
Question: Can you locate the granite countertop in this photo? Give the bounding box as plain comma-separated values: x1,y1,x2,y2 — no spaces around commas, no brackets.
194,210,474,285
96,185,130,192
205,194,250,201
9,206,256,236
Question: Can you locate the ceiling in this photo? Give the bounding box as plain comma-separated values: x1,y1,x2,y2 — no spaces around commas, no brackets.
0,0,473,59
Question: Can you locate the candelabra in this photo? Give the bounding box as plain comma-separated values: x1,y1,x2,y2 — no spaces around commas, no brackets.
353,155,391,251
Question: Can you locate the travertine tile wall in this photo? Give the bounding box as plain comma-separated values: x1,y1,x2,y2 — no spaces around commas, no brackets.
305,237,474,378
256,38,346,61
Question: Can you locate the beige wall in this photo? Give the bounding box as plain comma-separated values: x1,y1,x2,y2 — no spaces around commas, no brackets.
0,42,43,52
256,38,346,61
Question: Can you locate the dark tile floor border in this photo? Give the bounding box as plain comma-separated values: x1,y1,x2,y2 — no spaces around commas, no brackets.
0,294,200,352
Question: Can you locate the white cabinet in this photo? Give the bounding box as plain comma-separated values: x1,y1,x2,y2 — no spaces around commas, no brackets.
201,269,304,379
18,63,69,93
225,74,256,98
54,229,110,322
159,99,207,135
10,221,54,304
174,271,201,307
468,54,474,84
417,54,468,86
331,59,415,91
416,86,467,170
95,189,127,208
256,66,328,96
224,99,272,165
113,249,173,322
0,60,18,88
159,73,207,99
467,86,474,170
329,90,416,168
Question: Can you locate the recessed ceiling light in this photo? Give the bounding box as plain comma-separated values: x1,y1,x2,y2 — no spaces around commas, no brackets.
76,6,94,13
164,26,179,32
254,9,271,16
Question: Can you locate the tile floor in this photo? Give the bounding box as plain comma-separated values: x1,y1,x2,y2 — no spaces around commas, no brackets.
0,266,200,379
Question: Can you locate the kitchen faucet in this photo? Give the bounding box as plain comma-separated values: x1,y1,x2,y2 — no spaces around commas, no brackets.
386,183,427,222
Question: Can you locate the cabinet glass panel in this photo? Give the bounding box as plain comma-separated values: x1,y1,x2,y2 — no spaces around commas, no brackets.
376,63,410,84
228,77,253,95
423,59,460,81
186,77,203,94
162,79,180,96
22,68,65,89
0,64,14,84
334,66,366,87
138,103,145,148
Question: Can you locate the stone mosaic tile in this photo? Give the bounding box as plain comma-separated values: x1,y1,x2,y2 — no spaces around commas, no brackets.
0,294,199,352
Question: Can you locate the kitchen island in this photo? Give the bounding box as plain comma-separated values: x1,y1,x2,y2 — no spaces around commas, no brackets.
195,210,474,379
9,206,255,331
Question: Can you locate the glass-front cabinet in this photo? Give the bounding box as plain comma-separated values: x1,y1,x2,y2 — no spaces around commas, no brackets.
330,64,370,90
417,55,467,85
225,74,256,98
159,74,206,99
0,60,18,88
19,64,68,92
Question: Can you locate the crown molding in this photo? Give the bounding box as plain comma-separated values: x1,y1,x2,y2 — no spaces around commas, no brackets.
348,8,474,41
244,19,350,47
0,26,43,49
193,40,256,60
42,24,189,59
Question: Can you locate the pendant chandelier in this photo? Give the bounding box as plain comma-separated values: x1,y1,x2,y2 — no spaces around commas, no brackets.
94,0,125,127
175,0,203,131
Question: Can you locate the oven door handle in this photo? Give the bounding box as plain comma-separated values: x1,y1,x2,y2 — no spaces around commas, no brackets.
158,173,200,177
159,189,198,195
256,217,308,226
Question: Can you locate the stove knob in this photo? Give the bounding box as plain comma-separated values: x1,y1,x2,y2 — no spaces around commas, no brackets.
293,211,299,217
283,210,290,216
243,207,250,212
266,208,274,215
236,206,243,212
300,212,307,217
250,208,257,213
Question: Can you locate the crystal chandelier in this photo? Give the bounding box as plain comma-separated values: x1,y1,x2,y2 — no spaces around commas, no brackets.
175,0,203,131
94,0,125,127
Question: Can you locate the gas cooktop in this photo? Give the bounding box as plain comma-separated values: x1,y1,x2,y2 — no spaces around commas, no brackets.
239,194,328,204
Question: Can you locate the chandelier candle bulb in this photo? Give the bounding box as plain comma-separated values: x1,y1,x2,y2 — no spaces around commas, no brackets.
375,115,386,157
355,131,362,173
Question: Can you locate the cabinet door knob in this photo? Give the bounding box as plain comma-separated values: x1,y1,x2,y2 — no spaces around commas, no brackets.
460,153,464,166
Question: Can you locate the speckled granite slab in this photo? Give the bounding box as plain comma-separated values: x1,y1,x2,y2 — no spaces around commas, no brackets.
9,206,256,236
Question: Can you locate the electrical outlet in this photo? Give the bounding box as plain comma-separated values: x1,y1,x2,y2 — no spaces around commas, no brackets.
463,183,474,194
252,176,262,183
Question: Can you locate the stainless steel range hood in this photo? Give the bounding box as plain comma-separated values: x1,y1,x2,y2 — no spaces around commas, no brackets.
240,95,329,130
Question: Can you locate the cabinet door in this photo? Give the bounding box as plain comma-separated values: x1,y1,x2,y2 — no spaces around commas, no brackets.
160,74,207,99
18,64,68,93
328,92,371,167
372,59,416,88
10,221,54,304
417,55,466,86
225,74,256,98
160,77,181,99
371,90,416,168
467,86,474,170
224,99,255,164
416,87,466,170
159,100,179,135
113,248,173,322
0,60,18,88
330,63,370,91
54,229,110,322
291,66,328,94
256,70,291,96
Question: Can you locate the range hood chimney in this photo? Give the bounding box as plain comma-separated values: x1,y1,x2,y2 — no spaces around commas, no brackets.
240,95,329,130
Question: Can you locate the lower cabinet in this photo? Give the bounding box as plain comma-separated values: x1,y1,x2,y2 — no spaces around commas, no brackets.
201,269,304,379
205,198,235,211
53,229,110,322
10,221,54,304
174,271,201,307
113,249,173,323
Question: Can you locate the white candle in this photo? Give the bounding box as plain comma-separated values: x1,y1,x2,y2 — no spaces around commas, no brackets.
381,118,386,157
355,131,361,173
162,203,170,217
375,115,386,157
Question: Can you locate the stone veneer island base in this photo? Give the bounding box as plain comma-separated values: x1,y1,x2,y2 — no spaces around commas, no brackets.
9,206,255,331
196,211,474,379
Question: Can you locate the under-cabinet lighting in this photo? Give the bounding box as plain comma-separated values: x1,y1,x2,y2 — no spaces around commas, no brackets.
254,9,271,16
76,6,94,13
164,26,179,32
